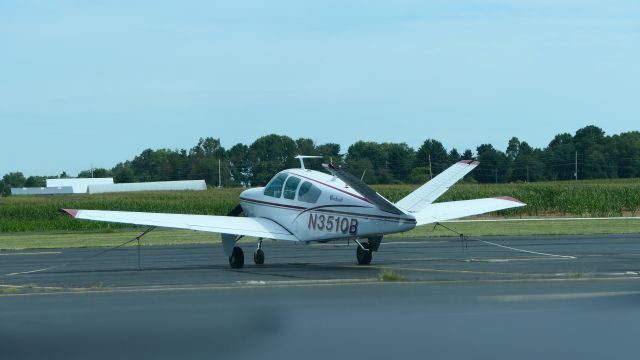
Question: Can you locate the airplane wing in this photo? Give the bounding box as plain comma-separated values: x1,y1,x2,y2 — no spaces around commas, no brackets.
59,209,298,241
413,197,526,226
396,160,479,212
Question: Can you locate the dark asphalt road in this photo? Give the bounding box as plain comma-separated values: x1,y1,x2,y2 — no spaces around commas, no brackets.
2,234,640,359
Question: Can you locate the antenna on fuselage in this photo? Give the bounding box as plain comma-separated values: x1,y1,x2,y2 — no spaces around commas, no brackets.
295,155,323,170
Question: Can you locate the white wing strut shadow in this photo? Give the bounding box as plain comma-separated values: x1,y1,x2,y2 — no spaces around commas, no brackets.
59,157,526,269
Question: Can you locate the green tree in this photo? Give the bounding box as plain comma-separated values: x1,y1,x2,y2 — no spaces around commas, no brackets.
1,172,26,196
0,179,8,196
295,138,325,171
345,141,388,183
408,167,429,184
506,137,521,161
461,149,474,160
544,133,575,180
382,143,415,183
474,144,510,183
573,125,610,179
2,172,26,187
344,158,377,183
415,139,448,177
78,168,113,178
249,134,298,185
227,143,252,186
188,138,229,186
511,142,545,182
448,148,461,164
25,176,47,187
295,138,318,156
111,162,135,183
190,137,225,158
611,132,640,178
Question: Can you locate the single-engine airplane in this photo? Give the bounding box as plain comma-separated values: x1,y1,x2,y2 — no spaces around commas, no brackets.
60,156,525,268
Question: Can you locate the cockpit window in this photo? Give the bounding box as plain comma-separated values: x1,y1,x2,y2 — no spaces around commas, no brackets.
263,173,288,198
298,181,321,203
283,176,301,200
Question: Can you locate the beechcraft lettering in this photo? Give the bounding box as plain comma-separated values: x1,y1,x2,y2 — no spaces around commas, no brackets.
61,155,526,268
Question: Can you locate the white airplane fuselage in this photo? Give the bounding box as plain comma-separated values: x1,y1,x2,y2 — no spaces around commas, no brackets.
239,168,417,242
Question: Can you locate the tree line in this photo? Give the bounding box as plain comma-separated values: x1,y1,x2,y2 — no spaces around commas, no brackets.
2,125,639,195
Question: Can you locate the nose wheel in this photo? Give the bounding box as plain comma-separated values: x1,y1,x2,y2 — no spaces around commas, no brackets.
356,242,372,265
254,249,265,264
254,239,265,265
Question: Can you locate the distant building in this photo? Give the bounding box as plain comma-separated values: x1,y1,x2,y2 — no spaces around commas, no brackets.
87,180,207,194
11,186,74,196
11,178,207,196
46,178,114,194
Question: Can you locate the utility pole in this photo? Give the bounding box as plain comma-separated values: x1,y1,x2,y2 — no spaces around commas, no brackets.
574,151,578,181
218,159,222,188
91,163,94,178
495,169,498,184
428,154,433,180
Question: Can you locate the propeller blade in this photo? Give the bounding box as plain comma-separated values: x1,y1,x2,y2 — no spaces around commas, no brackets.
227,204,243,217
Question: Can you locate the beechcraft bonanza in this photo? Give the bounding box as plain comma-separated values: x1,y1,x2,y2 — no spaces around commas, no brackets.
61,156,526,268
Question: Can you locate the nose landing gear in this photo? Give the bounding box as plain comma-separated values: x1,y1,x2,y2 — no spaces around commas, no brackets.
254,239,265,265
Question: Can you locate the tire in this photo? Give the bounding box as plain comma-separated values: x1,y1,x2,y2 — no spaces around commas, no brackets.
356,242,372,265
254,248,265,265
229,246,245,269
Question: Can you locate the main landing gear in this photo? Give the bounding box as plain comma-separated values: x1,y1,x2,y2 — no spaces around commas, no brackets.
229,246,244,268
227,240,266,269
356,241,372,265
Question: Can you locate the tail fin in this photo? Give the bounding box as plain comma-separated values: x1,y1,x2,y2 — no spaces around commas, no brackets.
396,160,479,212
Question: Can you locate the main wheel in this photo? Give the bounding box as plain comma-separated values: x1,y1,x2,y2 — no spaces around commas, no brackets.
229,246,245,269
356,242,372,265
254,248,265,265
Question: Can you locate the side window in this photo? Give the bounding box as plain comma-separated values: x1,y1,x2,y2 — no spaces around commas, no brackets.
263,173,288,198
283,176,301,200
298,181,321,203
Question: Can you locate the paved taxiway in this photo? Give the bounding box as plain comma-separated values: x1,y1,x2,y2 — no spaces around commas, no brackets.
2,234,640,359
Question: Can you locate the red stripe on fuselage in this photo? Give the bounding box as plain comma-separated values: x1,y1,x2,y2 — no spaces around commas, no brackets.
240,197,416,224
240,197,306,211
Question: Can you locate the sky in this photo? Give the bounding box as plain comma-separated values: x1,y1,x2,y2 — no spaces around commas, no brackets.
1,0,639,176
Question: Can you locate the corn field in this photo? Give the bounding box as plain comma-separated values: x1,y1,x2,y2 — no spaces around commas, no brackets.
0,189,242,232
1,179,639,232
376,178,640,217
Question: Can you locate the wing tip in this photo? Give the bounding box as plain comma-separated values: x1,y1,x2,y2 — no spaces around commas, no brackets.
458,160,480,166
496,196,527,205
59,208,79,217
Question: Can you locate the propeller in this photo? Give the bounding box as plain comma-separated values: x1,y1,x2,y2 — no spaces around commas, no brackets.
227,204,244,217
